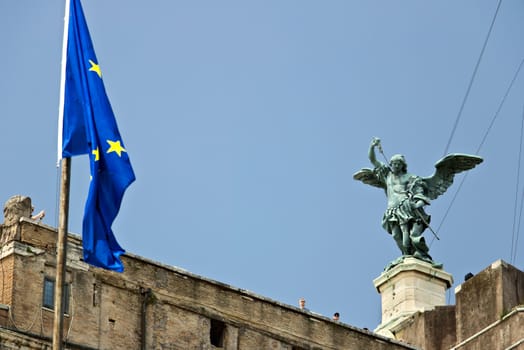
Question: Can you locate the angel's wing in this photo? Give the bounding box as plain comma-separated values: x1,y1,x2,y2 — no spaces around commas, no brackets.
424,153,483,200
353,168,386,190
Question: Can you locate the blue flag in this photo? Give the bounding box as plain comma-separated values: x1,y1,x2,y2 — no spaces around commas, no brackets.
61,0,135,272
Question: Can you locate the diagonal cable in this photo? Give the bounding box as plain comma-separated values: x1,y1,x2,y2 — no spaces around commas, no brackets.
511,104,524,264
443,0,503,156
430,56,524,246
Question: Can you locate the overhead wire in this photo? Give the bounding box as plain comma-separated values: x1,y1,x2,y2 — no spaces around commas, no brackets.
431,0,512,245
510,104,524,264
476,58,524,154
430,57,524,246
442,0,503,156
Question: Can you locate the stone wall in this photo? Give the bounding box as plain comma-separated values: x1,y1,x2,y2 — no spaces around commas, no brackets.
390,259,524,350
453,260,524,350
0,219,417,350
2,203,523,349
0,253,14,306
394,305,456,350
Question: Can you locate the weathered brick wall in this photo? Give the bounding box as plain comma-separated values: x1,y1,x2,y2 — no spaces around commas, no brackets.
4,207,524,350
1,220,417,350
99,281,141,349
20,222,56,251
455,260,524,343
238,328,291,349
10,247,47,334
452,309,524,350
118,253,414,350
395,306,456,350
67,270,99,347
151,302,209,349
0,255,14,306
0,328,51,350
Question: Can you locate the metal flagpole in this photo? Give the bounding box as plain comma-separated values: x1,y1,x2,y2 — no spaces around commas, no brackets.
54,0,71,349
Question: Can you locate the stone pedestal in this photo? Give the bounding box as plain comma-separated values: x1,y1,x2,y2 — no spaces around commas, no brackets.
373,257,453,338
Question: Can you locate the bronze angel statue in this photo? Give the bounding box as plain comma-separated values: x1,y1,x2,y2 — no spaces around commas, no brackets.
354,137,483,268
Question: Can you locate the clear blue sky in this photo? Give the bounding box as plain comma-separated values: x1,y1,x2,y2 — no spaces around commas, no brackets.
2,0,524,329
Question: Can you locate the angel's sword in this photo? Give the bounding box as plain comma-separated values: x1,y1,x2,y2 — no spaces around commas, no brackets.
377,143,393,172
377,143,389,164
415,209,441,240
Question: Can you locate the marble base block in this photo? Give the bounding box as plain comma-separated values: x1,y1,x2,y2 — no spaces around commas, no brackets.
373,257,453,337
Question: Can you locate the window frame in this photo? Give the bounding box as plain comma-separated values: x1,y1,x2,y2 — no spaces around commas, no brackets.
42,277,70,314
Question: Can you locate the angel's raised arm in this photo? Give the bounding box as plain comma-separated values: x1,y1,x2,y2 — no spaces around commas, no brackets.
369,137,382,168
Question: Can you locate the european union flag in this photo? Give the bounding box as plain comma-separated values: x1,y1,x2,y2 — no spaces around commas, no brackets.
61,0,135,272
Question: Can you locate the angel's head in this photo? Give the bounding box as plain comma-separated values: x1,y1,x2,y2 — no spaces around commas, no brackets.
389,154,407,174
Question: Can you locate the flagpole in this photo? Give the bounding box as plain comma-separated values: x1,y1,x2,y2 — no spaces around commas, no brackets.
53,158,71,350
54,0,71,349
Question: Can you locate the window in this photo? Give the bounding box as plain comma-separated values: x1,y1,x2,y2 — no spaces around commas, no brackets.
42,277,70,313
210,319,225,347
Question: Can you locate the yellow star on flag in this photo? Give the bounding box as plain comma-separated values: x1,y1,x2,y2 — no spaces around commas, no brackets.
89,59,102,78
92,147,100,161
106,140,127,157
